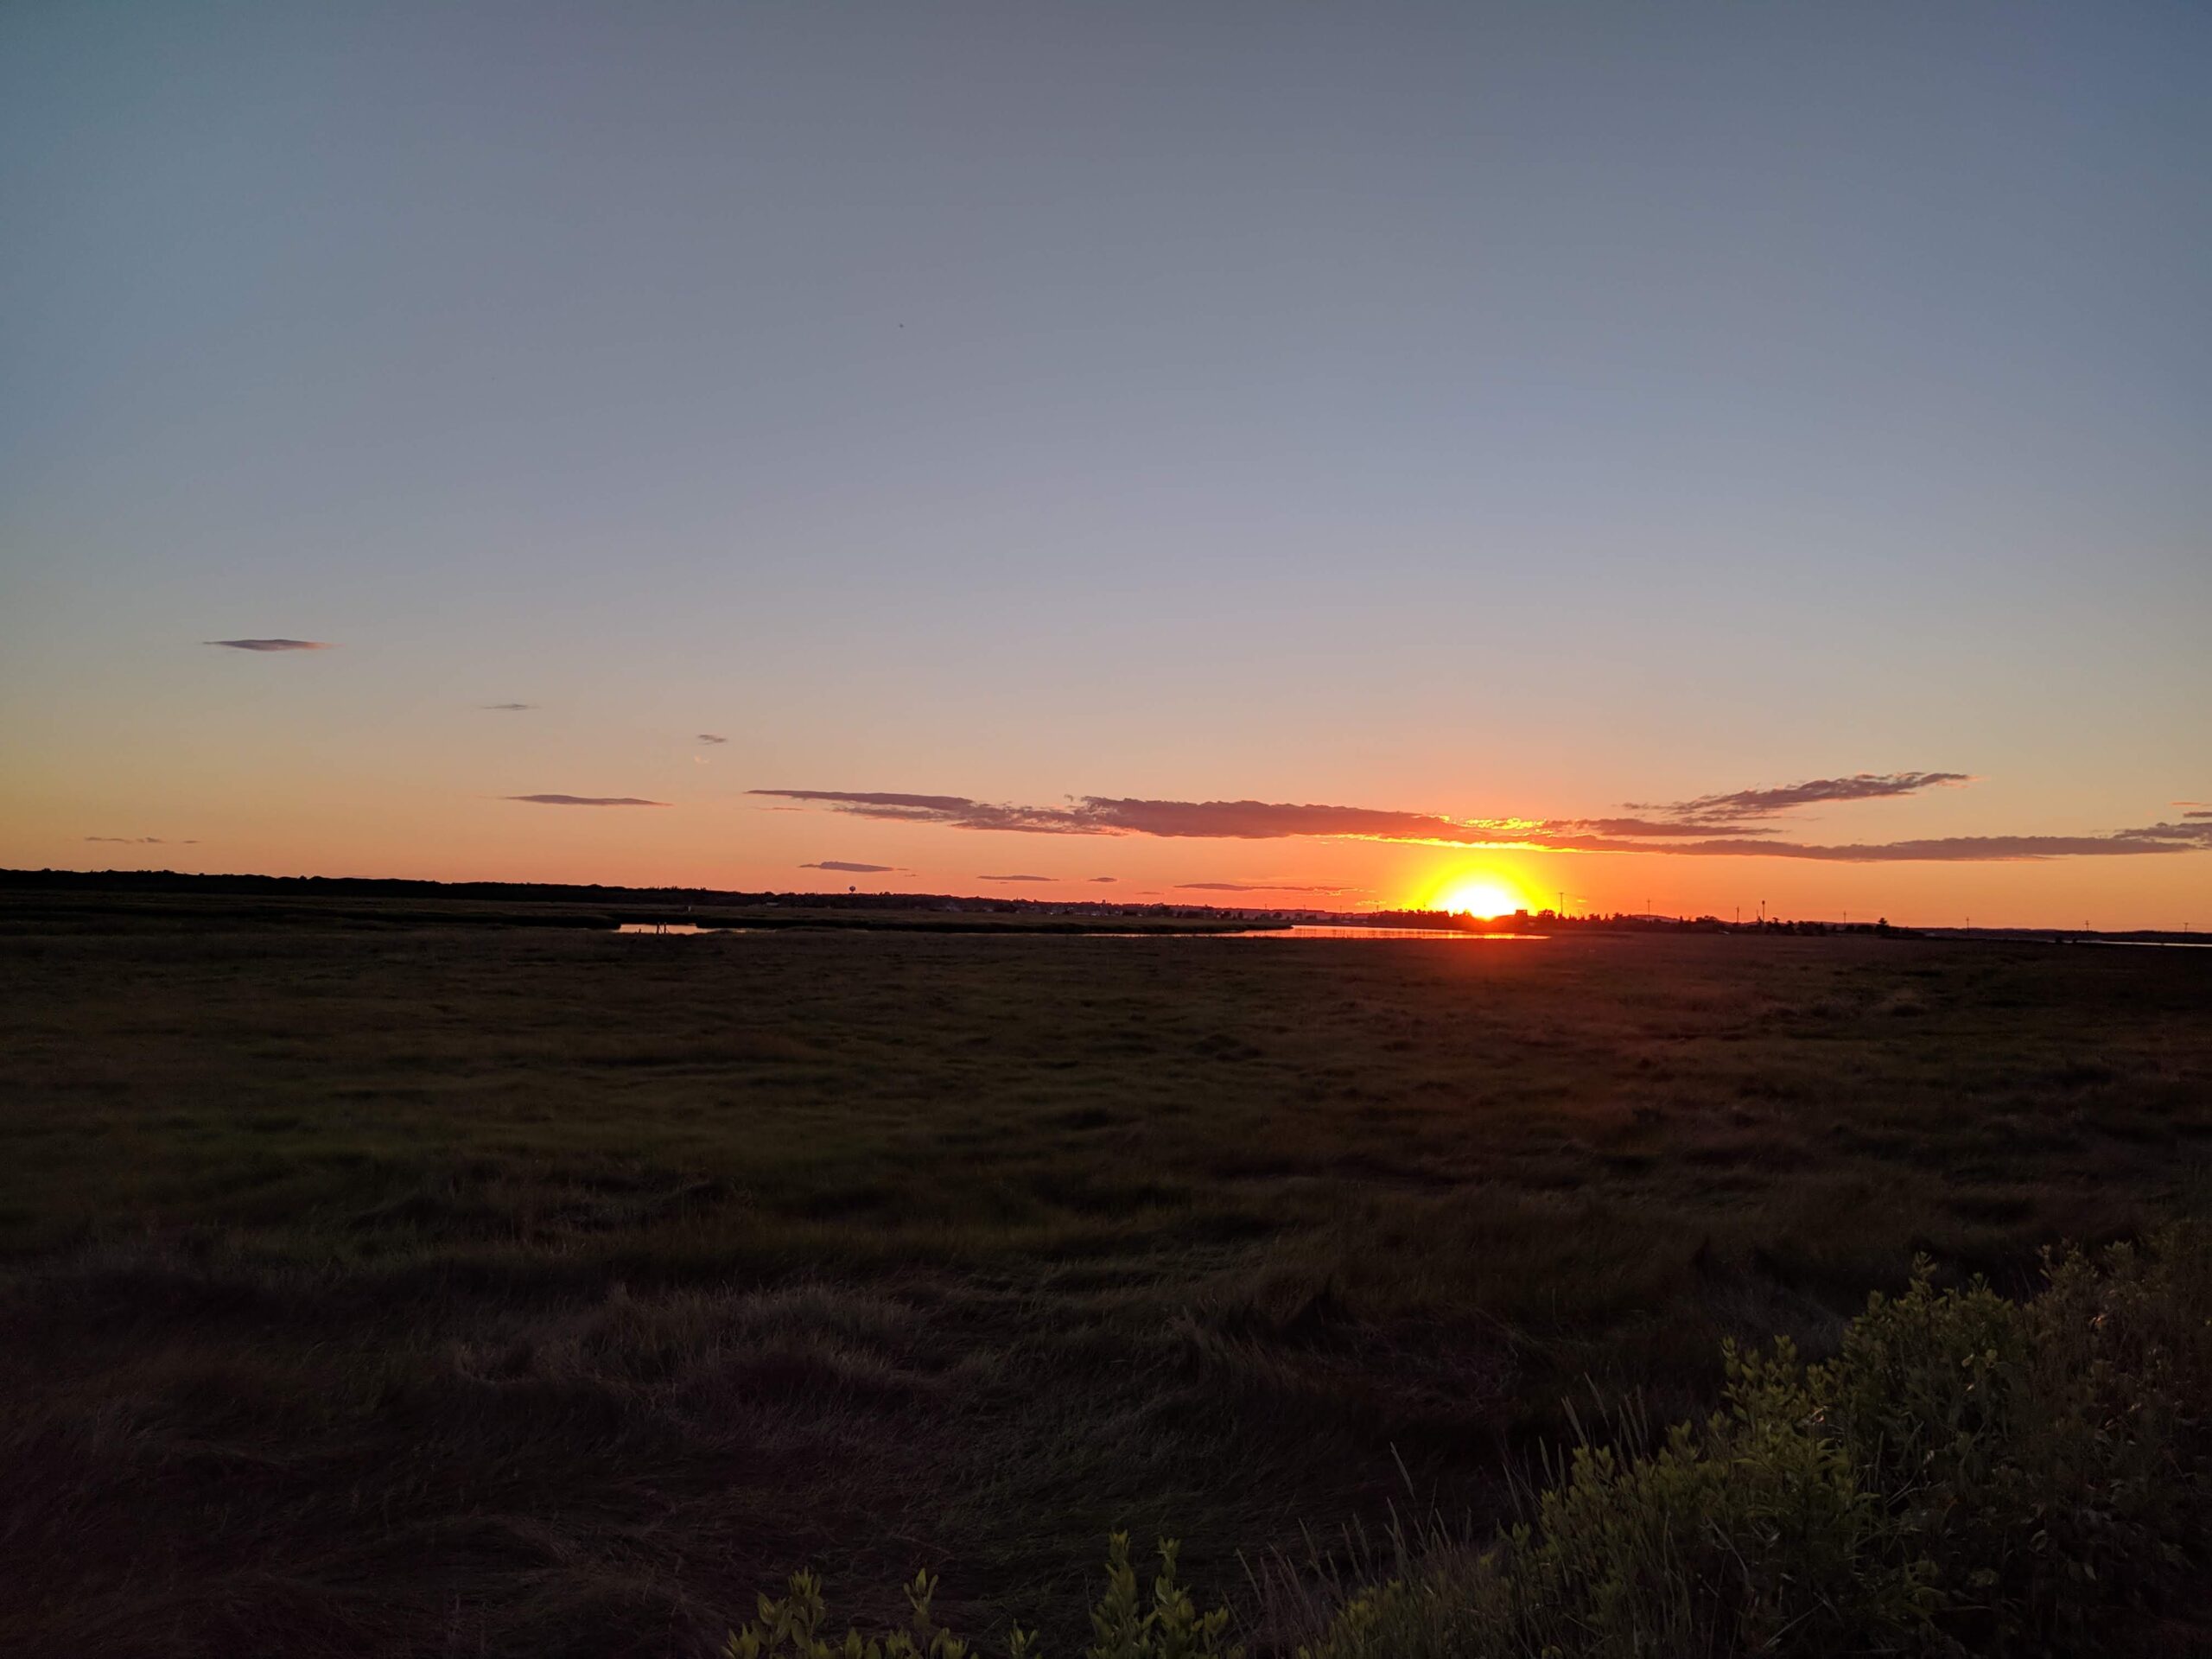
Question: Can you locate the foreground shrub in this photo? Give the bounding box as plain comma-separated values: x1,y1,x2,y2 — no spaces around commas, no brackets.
1825,1236,2210,1651
1306,1226,2212,1657
723,1535,1239,1659
732,1228,2212,1657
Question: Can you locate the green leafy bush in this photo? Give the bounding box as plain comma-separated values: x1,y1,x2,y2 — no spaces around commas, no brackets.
723,1535,1239,1659
1301,1225,2212,1657
721,1567,1001,1659
732,1228,2212,1658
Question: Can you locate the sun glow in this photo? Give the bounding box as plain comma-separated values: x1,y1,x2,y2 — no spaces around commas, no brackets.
1429,874,1528,918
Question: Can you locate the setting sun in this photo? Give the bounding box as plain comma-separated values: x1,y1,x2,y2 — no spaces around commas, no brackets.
1430,874,1528,918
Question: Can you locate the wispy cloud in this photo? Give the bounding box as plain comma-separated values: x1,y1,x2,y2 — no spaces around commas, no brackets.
801,861,901,874
1573,828,2212,862
481,702,537,712
506,794,669,807
754,779,2212,863
207,638,332,652
1632,772,1970,827
1176,880,1357,893
752,789,1516,842
86,836,196,845
753,791,1103,835
697,733,728,745
1568,817,1783,838
980,873,1054,882
1089,875,1118,883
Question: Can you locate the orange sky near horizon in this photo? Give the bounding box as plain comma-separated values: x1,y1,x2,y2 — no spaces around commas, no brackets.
6,731,2209,931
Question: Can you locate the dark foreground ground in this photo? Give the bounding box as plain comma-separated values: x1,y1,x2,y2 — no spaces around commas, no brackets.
2,908,2208,1656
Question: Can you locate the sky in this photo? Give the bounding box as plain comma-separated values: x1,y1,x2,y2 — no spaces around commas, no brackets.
3,1,2208,927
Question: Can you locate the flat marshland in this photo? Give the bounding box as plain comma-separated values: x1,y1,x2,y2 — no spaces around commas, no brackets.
2,904,2209,1655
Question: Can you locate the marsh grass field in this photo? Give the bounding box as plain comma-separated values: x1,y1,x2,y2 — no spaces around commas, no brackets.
3,895,2209,1655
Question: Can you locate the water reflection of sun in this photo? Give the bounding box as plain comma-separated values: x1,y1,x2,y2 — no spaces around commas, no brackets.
1428,874,1527,918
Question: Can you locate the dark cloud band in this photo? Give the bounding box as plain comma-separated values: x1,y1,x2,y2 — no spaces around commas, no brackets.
1177,880,1359,893
1634,772,1971,828
507,794,669,807
751,780,2212,863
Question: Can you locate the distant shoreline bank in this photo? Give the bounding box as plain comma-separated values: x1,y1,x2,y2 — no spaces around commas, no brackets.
1,870,2200,944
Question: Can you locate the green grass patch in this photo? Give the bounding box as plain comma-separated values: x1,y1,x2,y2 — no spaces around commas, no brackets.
0,913,2207,1653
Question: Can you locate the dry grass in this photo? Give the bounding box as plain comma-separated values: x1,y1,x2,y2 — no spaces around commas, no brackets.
1,905,2208,1655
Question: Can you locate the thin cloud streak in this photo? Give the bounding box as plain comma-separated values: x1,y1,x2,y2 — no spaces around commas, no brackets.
754,791,1099,835
979,873,1053,882
697,733,728,745
1177,880,1357,893
751,789,1513,842
86,836,195,844
207,639,332,652
506,794,670,807
1638,772,1970,826
1577,830,2212,862
800,861,900,874
753,782,2212,863
1569,817,1782,838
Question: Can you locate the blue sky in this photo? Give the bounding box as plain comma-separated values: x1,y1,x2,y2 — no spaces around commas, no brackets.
3,2,2208,923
